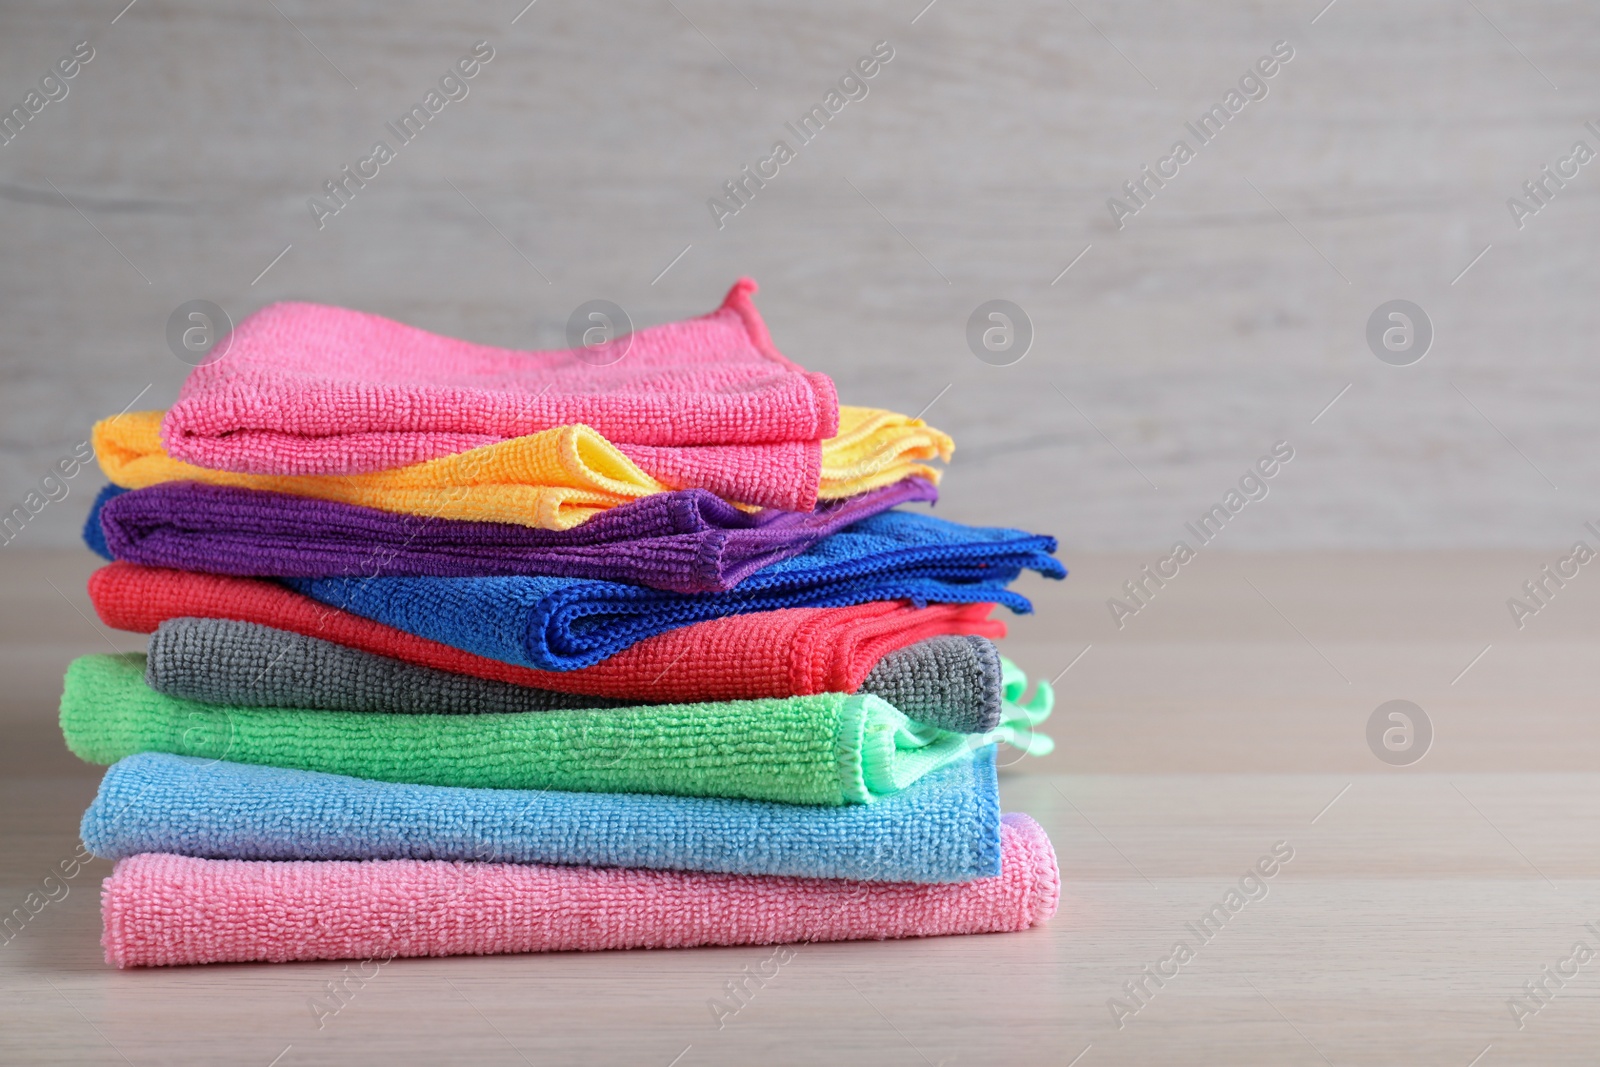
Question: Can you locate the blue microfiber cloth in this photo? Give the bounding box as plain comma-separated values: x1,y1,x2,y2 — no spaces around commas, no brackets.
82,749,1003,883
284,510,1063,671
82,484,124,560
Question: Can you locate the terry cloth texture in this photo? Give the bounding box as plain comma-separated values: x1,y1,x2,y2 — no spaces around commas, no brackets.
60,654,1049,804
286,510,1063,671
160,279,840,476
146,619,628,714
98,410,674,529
90,563,1007,703
818,407,952,500
98,406,950,518
91,476,939,593
147,619,1013,733
859,635,1007,733
82,750,1003,883
99,814,1058,967
82,487,114,560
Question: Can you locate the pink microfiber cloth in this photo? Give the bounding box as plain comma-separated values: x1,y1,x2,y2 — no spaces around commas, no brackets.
101,815,1058,966
162,279,839,486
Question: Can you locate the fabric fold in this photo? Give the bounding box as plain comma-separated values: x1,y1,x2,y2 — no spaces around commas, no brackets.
819,408,954,500
97,410,672,529
82,750,1003,883
100,405,949,518
89,476,939,593
161,279,839,473
860,635,1008,732
285,510,1062,671
99,815,1058,967
145,619,1014,734
60,653,1051,805
89,562,1008,703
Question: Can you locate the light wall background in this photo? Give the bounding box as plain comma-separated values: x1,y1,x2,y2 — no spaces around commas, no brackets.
2,0,1595,551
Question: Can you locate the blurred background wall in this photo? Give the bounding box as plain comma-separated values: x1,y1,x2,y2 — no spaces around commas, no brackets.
1,0,1594,551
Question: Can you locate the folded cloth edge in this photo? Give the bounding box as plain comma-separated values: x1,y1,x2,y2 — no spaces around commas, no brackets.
99,812,1057,966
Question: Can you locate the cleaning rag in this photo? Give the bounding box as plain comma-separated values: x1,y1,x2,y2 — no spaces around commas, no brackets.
88,476,938,593
146,618,1014,734
160,279,839,475
89,562,1007,703
82,749,1003,882
285,510,1062,670
99,814,1058,967
60,653,1052,805
99,405,948,518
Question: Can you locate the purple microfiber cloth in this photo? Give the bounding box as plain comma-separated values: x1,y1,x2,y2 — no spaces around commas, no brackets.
92,478,938,594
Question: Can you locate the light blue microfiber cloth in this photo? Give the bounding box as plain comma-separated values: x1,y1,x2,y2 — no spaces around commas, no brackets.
82,747,1006,883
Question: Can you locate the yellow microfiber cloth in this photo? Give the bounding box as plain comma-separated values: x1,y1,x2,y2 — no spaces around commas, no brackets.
94,407,952,529
820,407,954,500
94,411,664,530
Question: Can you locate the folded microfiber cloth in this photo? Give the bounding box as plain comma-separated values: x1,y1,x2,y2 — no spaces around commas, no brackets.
90,562,1007,703
60,654,1052,804
287,510,1063,671
146,618,1016,733
98,406,950,518
817,406,953,500
87,476,938,593
81,491,112,560
99,814,1058,967
97,410,673,528
160,279,840,474
82,749,1004,883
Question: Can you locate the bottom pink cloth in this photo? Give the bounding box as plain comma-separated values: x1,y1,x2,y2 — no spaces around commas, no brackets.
102,815,1058,967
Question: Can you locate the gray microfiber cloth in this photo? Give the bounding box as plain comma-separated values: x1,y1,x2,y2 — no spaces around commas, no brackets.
860,635,1004,732
146,618,1005,733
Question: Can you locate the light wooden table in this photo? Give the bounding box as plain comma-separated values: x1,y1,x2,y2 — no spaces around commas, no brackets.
4,547,1599,1064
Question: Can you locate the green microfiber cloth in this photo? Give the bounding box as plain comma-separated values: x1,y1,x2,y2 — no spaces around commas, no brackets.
59,654,1050,806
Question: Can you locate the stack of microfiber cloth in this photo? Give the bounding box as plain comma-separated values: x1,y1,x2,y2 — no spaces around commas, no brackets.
63,279,1065,968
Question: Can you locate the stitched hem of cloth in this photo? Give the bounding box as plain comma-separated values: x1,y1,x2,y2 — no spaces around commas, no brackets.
831,695,872,805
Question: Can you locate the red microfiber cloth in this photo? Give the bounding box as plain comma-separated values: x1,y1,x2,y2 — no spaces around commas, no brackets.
88,562,1005,701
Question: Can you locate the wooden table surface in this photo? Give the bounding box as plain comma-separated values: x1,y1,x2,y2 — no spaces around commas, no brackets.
4,546,1598,1065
